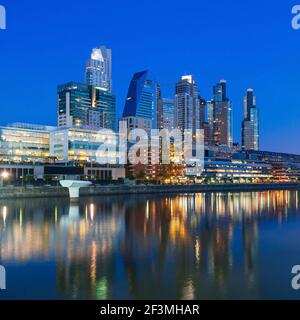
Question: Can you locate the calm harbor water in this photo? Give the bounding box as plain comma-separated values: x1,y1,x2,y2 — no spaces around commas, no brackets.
1,190,300,300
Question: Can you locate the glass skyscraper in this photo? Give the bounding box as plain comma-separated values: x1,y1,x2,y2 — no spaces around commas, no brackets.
157,98,175,130
242,89,259,151
174,75,201,132
58,82,116,131
211,80,233,147
122,70,157,129
85,46,112,92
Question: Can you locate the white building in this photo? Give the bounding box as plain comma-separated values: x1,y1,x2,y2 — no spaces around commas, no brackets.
50,127,119,164
85,46,112,92
174,75,201,132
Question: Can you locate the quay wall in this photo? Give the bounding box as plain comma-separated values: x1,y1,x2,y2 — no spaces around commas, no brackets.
0,183,299,199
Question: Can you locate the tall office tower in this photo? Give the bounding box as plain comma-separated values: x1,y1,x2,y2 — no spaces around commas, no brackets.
204,100,214,145
212,80,233,147
120,71,158,179
156,83,164,129
199,97,207,129
174,75,201,132
58,82,116,131
207,100,214,131
156,82,175,130
121,70,157,130
85,46,112,92
157,98,175,130
242,88,259,150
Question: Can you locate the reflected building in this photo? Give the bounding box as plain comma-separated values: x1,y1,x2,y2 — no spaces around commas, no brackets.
0,190,299,299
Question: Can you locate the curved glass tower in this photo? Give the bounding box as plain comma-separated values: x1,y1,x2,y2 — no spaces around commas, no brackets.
122,71,157,129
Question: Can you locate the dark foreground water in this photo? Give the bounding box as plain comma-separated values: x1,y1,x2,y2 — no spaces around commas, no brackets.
1,190,300,300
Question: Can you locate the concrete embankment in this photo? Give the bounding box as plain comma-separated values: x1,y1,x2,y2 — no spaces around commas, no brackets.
0,183,300,200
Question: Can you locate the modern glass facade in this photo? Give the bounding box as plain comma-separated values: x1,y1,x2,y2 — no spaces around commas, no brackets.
58,82,116,131
0,124,51,163
157,98,175,130
174,75,201,132
242,89,259,151
50,128,118,164
85,46,112,92
212,80,233,147
122,71,157,129
203,158,272,179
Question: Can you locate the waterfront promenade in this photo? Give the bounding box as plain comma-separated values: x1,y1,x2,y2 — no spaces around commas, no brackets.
0,182,300,199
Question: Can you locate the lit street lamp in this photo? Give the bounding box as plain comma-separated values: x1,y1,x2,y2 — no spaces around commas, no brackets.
0,171,10,187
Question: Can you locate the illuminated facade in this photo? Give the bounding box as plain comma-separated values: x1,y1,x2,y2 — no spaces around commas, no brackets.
203,158,272,180
211,80,233,147
120,71,158,178
174,75,201,132
58,82,116,131
244,150,300,181
85,46,112,92
157,98,175,130
50,127,118,164
242,89,259,151
0,123,53,163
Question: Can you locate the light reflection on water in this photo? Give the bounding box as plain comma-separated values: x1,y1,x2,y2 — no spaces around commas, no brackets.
0,190,300,300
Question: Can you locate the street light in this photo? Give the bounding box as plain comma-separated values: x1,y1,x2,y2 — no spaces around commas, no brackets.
0,171,10,187
1,172,9,179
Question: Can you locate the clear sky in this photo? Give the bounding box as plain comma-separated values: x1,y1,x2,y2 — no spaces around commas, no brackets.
0,0,300,153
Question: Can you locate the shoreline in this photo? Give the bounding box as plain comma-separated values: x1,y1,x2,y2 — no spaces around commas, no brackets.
0,182,299,200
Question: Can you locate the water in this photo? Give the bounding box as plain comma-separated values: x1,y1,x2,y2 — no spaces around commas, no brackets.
0,190,300,300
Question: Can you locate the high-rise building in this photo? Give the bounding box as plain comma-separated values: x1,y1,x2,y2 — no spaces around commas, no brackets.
157,98,175,131
120,71,158,179
199,98,207,129
174,75,201,132
85,46,112,92
58,82,116,131
156,83,163,129
242,89,259,151
206,100,214,144
156,83,175,131
211,80,233,147
121,70,157,129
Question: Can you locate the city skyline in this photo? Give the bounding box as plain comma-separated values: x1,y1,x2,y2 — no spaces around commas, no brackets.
0,0,299,154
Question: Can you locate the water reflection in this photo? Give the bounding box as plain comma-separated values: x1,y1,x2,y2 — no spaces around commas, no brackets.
0,190,299,299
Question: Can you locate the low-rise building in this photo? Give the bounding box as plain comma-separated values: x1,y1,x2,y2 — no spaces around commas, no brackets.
50,127,118,164
202,158,272,181
0,124,125,182
0,123,55,163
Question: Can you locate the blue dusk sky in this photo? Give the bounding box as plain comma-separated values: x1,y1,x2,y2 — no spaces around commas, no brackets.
0,0,300,153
